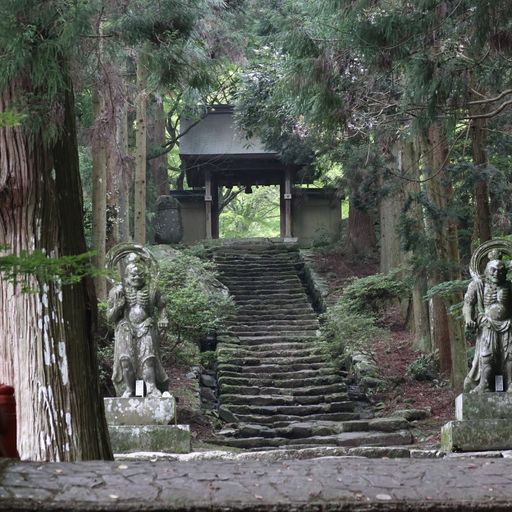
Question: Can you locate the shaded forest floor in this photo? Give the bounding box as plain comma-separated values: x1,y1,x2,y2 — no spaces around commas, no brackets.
312,245,455,449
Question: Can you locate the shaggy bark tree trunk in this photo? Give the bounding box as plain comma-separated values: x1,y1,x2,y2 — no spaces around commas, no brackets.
0,75,112,462
425,123,466,391
91,88,107,300
148,95,169,197
471,115,491,243
405,139,432,352
134,55,147,245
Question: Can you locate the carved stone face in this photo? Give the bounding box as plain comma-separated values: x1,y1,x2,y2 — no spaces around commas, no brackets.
124,260,146,289
485,260,507,285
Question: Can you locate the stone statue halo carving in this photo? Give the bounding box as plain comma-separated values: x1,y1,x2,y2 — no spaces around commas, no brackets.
469,239,512,280
106,243,159,285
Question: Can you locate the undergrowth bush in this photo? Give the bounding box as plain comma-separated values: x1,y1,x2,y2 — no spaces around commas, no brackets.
320,271,408,370
406,350,440,381
158,251,235,364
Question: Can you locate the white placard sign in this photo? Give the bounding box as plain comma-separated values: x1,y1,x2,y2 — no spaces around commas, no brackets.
496,375,504,392
135,380,146,397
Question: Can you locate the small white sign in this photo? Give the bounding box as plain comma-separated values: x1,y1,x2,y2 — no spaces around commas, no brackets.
284,193,292,200
135,380,146,397
496,375,504,392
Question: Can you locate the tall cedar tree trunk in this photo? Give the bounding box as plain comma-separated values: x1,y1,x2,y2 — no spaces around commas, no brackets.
471,114,491,243
405,139,432,352
118,96,131,242
425,123,466,391
91,88,107,300
134,55,147,244
148,95,169,197
0,74,112,461
379,144,406,274
348,168,377,255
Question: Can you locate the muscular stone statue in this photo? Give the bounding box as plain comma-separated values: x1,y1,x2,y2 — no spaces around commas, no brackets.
106,244,169,398
464,241,512,393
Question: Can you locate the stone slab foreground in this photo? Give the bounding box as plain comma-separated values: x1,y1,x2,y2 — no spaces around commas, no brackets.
2,457,512,511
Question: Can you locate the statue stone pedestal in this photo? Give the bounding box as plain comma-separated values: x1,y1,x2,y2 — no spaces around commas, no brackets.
441,393,512,452
104,397,191,454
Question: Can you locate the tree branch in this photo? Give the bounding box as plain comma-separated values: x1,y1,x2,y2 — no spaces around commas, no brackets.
468,89,512,106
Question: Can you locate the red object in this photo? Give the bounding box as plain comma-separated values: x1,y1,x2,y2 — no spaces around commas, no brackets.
0,384,19,458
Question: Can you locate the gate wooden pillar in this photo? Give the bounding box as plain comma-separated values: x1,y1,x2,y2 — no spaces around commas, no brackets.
284,168,292,238
205,170,213,239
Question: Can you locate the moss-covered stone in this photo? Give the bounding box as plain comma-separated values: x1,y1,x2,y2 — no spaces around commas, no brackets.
104,397,175,426
442,419,512,452
455,392,512,420
108,425,191,454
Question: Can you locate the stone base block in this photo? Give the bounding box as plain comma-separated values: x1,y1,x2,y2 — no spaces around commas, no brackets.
456,392,512,420
442,419,512,452
108,425,191,454
104,397,175,426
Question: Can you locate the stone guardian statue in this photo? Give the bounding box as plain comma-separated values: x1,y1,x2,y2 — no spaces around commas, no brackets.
463,240,512,393
106,244,169,398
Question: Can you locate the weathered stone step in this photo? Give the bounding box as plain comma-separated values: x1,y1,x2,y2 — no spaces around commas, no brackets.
218,374,342,389
212,430,413,450
220,271,299,279
220,392,348,407
231,418,409,439
218,366,340,380
215,258,295,266
230,335,319,345
219,340,319,351
219,382,347,397
231,291,306,300
219,354,327,367
221,275,301,283
223,401,355,417
219,361,329,374
231,411,360,424
218,346,326,360
231,312,318,322
234,298,312,307
230,321,318,331
232,330,319,338
236,302,314,312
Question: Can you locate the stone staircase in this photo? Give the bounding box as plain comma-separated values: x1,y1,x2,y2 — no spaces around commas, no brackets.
210,241,412,451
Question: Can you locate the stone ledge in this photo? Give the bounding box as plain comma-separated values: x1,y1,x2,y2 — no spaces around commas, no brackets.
455,392,512,420
104,396,176,426
442,419,512,452
109,424,191,454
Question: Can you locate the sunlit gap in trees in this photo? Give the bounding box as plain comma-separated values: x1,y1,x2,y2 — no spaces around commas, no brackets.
219,185,281,239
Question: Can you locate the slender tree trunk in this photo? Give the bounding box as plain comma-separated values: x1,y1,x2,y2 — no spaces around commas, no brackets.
148,95,169,197
134,55,147,244
471,115,491,243
379,144,405,274
425,123,465,390
118,89,131,243
91,89,107,300
0,74,112,461
405,138,432,352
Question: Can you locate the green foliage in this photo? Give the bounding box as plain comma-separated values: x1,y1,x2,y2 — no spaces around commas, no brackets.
321,304,386,369
0,249,106,289
339,270,409,316
406,351,440,382
158,252,235,346
0,110,26,127
320,271,408,369
220,186,281,238
199,350,217,369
